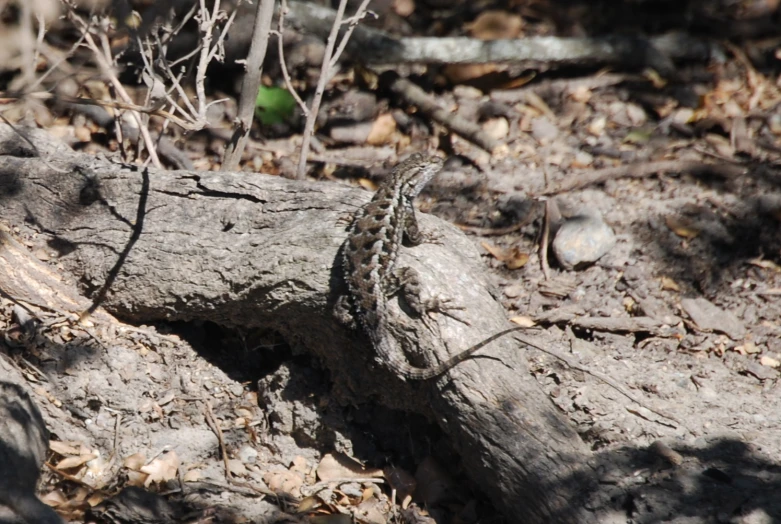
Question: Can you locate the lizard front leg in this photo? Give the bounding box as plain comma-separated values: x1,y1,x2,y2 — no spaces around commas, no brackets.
402,198,444,246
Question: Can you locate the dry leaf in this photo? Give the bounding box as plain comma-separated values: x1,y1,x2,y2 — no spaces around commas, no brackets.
126,469,147,487
123,453,146,471
297,495,322,513
228,459,248,477
442,63,500,84
392,0,415,17
317,452,382,481
140,451,179,487
56,452,98,470
748,257,781,272
481,241,529,269
354,496,388,523
660,276,680,291
643,68,667,89
357,178,377,191
40,490,68,507
50,440,82,456
467,10,524,39
86,454,111,478
570,85,592,103
623,296,636,313
87,492,107,507
498,71,536,90
235,407,253,419
183,469,203,482
367,113,397,145
587,115,607,136
509,316,535,328
665,215,700,239
524,91,555,119
291,455,309,473
263,469,304,497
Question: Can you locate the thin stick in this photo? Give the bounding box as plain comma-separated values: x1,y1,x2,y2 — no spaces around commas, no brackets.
546,159,747,194
70,13,163,168
388,75,499,153
294,0,349,179
222,0,276,171
276,0,309,116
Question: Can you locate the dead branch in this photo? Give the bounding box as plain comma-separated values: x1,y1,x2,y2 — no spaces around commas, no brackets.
388,75,499,153
546,160,748,194
283,1,713,70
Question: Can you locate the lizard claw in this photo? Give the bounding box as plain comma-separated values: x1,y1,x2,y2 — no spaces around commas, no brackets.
424,297,470,326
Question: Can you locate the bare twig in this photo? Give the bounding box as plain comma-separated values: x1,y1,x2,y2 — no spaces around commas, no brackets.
194,0,239,121
222,0,276,172
545,160,747,194
275,0,309,117
389,75,499,153
67,11,163,168
540,199,553,281
295,0,373,179
18,0,36,87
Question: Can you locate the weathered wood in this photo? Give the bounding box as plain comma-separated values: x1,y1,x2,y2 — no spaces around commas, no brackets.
0,379,64,524
0,125,599,522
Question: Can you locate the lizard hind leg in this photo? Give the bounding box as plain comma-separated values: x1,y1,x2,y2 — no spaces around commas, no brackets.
385,266,469,325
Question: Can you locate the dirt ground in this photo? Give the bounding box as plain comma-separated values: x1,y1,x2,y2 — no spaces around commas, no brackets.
2,1,781,523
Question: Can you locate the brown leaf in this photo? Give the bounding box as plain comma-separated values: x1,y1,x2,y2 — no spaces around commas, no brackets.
263,469,303,497
140,451,179,487
367,113,397,145
392,0,415,17
55,452,97,470
748,257,781,272
123,453,146,471
481,242,529,269
50,440,81,456
660,276,680,291
665,215,700,239
509,316,536,328
467,11,524,39
317,452,382,481
183,469,203,482
442,64,500,84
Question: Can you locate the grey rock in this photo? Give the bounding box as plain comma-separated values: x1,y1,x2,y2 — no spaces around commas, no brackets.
552,212,616,270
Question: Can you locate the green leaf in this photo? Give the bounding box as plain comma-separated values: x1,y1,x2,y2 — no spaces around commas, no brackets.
255,86,296,125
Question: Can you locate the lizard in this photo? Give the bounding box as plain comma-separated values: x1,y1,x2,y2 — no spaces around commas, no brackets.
332,154,686,426
335,152,502,380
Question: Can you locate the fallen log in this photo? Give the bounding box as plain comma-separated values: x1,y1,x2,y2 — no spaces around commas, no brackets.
0,124,598,522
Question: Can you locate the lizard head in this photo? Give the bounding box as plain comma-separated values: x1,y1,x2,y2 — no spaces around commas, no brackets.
393,153,445,198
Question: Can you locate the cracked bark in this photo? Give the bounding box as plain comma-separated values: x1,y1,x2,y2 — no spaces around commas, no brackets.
0,125,600,522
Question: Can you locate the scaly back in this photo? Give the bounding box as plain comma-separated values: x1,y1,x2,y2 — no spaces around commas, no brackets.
342,154,444,328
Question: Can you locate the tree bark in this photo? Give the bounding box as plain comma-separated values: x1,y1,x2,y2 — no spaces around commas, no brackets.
0,125,599,522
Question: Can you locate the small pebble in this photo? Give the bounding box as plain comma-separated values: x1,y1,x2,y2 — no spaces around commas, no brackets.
238,444,258,464
552,212,616,270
